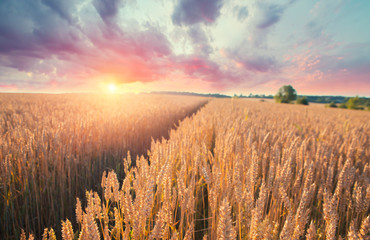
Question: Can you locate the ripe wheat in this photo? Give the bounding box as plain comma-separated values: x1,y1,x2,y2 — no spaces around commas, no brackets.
5,97,370,239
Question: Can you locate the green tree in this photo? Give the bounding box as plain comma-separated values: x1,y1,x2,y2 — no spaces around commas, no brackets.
296,96,309,105
347,96,361,110
274,85,297,103
327,102,337,108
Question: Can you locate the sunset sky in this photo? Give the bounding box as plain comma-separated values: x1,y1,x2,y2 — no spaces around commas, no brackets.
0,0,369,96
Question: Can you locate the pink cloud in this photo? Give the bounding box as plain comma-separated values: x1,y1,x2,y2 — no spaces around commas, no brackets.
0,84,18,91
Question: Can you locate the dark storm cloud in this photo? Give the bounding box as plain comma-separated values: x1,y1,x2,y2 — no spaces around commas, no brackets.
172,0,224,26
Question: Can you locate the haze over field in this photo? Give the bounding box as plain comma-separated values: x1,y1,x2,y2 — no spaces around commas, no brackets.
0,0,370,95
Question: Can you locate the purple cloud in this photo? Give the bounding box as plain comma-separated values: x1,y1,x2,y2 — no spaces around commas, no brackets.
93,0,123,23
171,55,240,88
40,0,76,23
226,47,279,73
187,26,213,56
0,0,176,89
0,0,86,56
242,56,277,72
172,0,224,26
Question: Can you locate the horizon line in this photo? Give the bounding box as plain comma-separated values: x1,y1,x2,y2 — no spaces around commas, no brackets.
0,90,369,98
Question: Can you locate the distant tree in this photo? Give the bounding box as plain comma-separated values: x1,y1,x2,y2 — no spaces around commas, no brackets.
274,85,297,103
347,96,362,110
327,102,337,108
296,96,309,105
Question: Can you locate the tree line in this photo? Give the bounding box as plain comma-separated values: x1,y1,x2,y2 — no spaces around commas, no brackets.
274,85,370,110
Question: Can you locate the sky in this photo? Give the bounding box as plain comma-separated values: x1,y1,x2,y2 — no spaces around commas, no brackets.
0,0,369,96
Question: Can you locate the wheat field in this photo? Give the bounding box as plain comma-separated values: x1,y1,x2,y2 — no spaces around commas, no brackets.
2,96,369,239
0,93,208,239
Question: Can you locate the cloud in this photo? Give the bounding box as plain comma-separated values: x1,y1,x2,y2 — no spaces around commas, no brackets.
0,0,236,91
309,0,346,18
255,3,283,29
0,0,174,87
93,0,124,23
0,0,368,95
290,51,322,72
234,6,249,22
244,57,276,73
177,56,220,81
225,46,279,73
187,26,213,56
239,55,278,73
40,0,77,23
169,55,240,89
232,0,298,48
0,0,86,56
246,0,298,32
172,0,224,26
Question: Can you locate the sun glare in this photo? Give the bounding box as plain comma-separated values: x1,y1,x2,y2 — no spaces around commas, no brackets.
108,83,117,93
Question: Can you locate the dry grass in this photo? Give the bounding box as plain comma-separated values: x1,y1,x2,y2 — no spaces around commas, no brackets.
0,93,208,239
3,96,370,239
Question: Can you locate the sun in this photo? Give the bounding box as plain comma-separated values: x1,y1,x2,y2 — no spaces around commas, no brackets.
108,83,117,93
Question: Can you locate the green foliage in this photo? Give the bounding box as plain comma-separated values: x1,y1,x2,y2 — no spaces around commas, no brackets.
306,96,349,104
347,96,360,109
356,97,370,107
296,96,309,105
345,96,366,110
326,102,337,108
339,103,347,109
274,85,297,103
